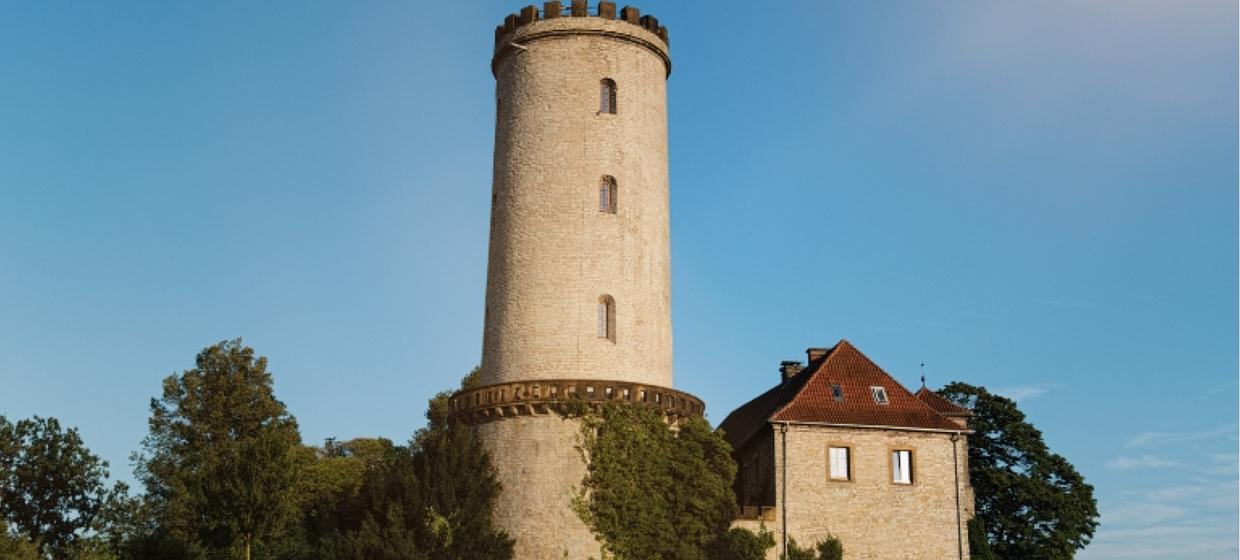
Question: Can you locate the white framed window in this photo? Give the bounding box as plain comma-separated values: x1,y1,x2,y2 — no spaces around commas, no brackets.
870,386,889,405
892,449,913,484
828,446,851,480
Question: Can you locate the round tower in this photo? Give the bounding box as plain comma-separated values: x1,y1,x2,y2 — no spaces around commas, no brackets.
449,3,702,558
482,1,673,388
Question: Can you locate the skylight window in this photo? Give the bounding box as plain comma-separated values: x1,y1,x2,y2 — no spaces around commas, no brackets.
831,384,844,402
870,386,889,405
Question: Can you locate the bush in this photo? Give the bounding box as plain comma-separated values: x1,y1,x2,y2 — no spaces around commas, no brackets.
781,535,843,560
708,526,775,560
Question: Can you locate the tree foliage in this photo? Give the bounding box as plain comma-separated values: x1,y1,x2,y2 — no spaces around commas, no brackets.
9,348,510,560
940,382,1099,559
0,519,42,560
273,367,511,560
707,526,775,560
411,387,513,559
574,404,763,560
134,339,302,560
967,516,999,560
780,535,842,560
0,415,118,558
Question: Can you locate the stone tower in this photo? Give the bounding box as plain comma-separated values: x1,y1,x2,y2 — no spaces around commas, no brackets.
449,2,702,558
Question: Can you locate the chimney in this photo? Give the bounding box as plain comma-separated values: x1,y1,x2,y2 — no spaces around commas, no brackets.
806,347,830,362
780,361,803,382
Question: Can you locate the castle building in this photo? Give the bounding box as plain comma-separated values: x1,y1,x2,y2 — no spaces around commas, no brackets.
449,3,976,559
721,340,975,559
448,2,699,558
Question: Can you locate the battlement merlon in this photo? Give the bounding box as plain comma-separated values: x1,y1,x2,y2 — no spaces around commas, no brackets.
492,1,671,78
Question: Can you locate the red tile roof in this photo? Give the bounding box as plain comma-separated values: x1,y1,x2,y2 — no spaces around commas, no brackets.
915,386,972,417
720,340,966,452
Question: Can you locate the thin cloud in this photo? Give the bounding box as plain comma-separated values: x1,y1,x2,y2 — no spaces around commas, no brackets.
1126,425,1238,448
1105,455,1187,471
995,383,1060,402
1083,431,1239,560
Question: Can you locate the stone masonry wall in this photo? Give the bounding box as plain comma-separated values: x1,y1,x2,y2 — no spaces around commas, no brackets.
477,415,600,560
481,15,672,389
756,425,974,560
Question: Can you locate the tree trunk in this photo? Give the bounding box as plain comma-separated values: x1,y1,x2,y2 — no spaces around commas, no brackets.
244,533,252,560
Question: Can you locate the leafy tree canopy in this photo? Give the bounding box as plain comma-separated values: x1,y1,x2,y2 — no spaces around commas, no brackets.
133,339,302,560
0,519,42,560
277,366,511,560
0,415,118,558
940,382,1099,559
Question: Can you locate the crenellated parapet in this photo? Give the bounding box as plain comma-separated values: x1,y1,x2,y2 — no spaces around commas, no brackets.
449,379,704,424
492,1,672,77
496,1,669,46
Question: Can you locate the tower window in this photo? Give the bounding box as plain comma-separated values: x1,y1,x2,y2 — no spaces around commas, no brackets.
599,176,617,213
600,78,617,114
597,295,616,341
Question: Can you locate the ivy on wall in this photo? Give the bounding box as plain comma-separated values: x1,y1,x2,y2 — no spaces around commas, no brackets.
571,404,771,560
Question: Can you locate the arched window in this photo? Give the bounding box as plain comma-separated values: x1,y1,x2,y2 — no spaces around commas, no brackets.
598,176,617,213
597,295,615,341
599,78,617,114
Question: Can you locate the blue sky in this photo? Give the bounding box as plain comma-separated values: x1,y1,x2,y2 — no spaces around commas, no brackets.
1,1,1235,557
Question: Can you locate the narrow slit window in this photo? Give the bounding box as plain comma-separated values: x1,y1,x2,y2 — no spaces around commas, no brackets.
597,295,616,341
598,176,617,213
600,78,617,114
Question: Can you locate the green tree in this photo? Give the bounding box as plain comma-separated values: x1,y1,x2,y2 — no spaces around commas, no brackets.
277,367,511,560
968,517,999,560
0,519,41,560
939,382,1099,559
574,404,743,560
0,415,116,558
707,526,775,560
409,370,512,560
134,339,302,560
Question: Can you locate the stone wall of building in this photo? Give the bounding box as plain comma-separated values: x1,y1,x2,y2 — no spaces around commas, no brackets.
481,11,673,389
476,414,600,560
740,424,974,560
